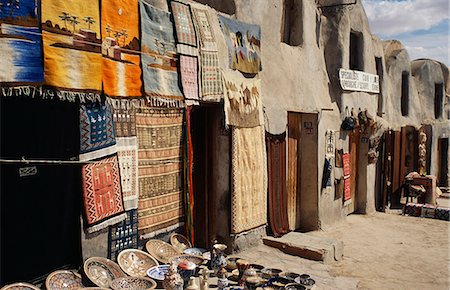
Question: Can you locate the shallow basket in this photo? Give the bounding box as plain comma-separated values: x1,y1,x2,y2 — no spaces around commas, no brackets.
83,256,126,288
117,249,159,277
45,270,84,290
169,233,192,253
145,239,181,264
0,282,41,290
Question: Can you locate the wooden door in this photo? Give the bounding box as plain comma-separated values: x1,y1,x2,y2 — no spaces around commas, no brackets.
348,130,360,213
438,138,449,187
390,131,402,208
287,113,301,230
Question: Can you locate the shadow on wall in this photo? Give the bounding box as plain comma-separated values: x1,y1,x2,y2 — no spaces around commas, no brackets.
192,0,236,15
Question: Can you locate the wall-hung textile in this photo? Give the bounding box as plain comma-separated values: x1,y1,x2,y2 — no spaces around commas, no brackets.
136,107,184,238
140,1,183,107
343,153,351,201
112,99,137,138
222,70,263,127
79,101,117,161
191,6,223,101
117,137,138,210
179,55,199,102
170,1,197,56
231,126,267,234
82,155,126,233
108,209,138,261
41,0,102,94
266,132,289,238
322,157,332,189
101,0,142,98
217,15,261,74
0,0,44,83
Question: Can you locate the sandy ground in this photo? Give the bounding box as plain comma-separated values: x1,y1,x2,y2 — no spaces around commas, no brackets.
238,212,450,290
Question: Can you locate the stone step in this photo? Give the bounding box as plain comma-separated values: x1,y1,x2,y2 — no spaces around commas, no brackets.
263,232,343,264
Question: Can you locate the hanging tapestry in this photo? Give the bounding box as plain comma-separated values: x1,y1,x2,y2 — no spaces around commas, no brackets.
80,101,117,161
82,155,126,233
179,55,199,102
218,15,261,74
101,0,142,98
117,137,138,210
170,1,197,56
231,126,267,234
41,0,102,94
111,99,137,138
266,132,289,238
222,70,263,127
108,209,138,261
140,1,183,107
136,107,184,238
191,6,223,102
0,0,44,84
343,153,351,202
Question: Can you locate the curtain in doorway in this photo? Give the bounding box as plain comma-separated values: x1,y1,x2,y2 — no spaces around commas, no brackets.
266,131,289,237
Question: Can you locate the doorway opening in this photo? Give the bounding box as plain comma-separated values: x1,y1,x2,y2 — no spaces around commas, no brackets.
437,138,449,188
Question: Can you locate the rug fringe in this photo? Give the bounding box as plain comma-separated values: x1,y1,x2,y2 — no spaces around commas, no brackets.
87,212,127,233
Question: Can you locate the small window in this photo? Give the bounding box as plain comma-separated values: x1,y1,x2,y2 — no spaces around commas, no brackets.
435,83,443,119
350,31,363,71
282,0,302,46
401,71,409,116
375,57,383,116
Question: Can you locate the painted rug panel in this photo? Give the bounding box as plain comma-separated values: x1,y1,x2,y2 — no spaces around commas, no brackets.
117,137,139,210
101,0,142,98
231,126,267,234
136,107,185,238
108,209,138,261
82,155,126,233
140,1,183,106
180,55,199,101
79,101,117,161
222,70,263,127
0,0,44,83
218,15,261,74
41,0,102,91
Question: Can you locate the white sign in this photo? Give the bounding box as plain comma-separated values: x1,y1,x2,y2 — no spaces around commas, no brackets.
339,69,380,93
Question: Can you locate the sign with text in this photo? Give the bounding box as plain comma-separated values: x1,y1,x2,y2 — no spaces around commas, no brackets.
339,69,380,93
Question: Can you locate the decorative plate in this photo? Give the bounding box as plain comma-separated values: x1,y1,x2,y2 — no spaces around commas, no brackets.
183,247,206,256
169,254,205,266
261,268,282,279
169,233,192,253
75,288,110,290
145,240,180,264
45,270,84,290
83,257,126,288
146,264,170,281
117,249,159,277
0,282,41,290
110,277,157,290
202,251,211,260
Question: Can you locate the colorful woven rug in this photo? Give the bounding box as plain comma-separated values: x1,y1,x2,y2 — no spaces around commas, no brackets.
117,137,139,210
266,132,289,237
180,55,199,102
218,15,261,74
198,50,223,102
0,0,44,84
79,101,117,161
41,0,102,94
101,0,142,98
111,99,137,138
222,70,263,128
108,209,139,261
140,0,184,107
136,107,185,238
231,126,267,234
170,1,198,56
191,6,217,51
82,155,126,233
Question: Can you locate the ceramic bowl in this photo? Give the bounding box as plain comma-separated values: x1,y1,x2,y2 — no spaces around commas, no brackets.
0,282,40,290
202,251,211,260
249,263,264,271
117,249,159,277
280,272,300,282
170,233,192,253
76,288,110,290
183,247,206,257
169,254,205,266
83,256,126,288
226,257,241,270
146,264,170,281
110,277,156,290
261,268,283,279
177,260,196,285
145,240,180,263
284,283,306,290
45,270,84,290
